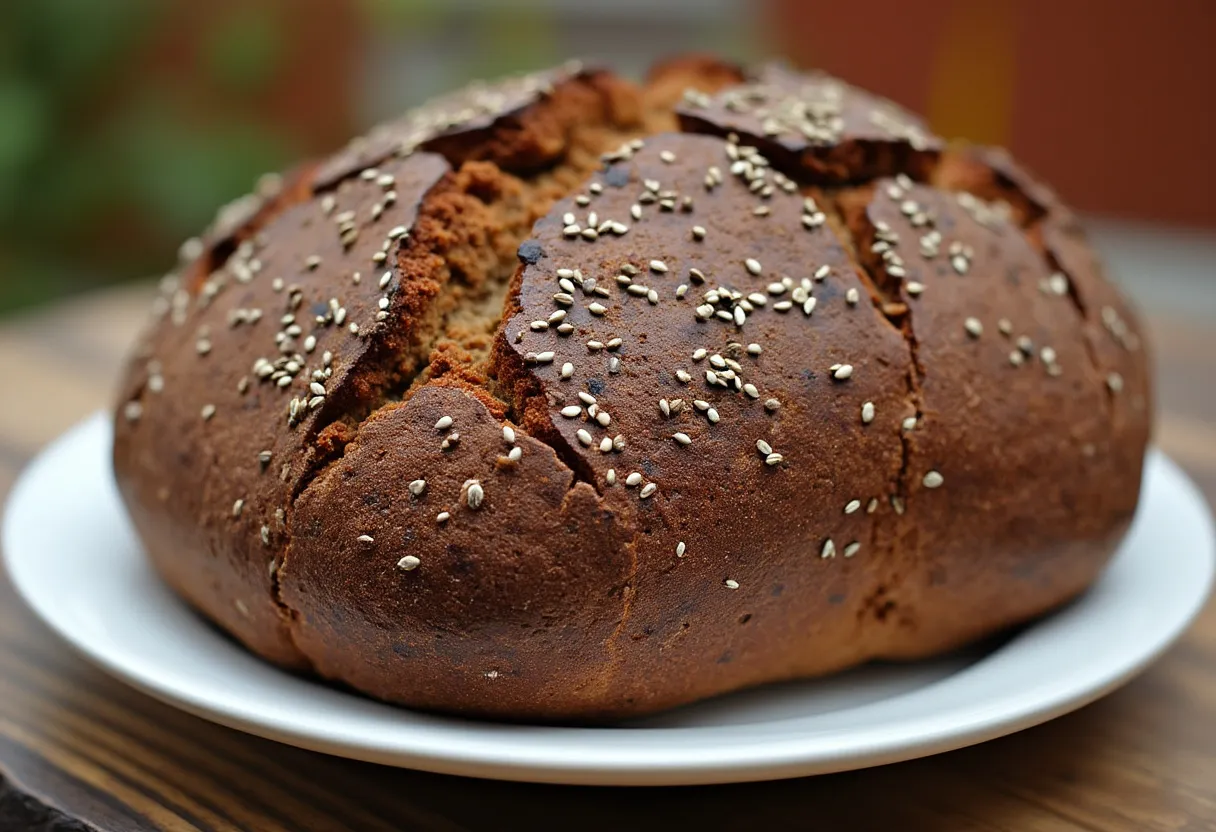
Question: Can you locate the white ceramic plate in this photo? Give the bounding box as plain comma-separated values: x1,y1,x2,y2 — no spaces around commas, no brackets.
4,414,1213,786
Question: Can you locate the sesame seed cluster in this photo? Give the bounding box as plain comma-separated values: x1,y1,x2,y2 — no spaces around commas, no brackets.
113,56,1150,720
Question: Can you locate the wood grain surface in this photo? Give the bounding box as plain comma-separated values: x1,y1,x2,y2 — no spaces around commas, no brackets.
1,284,1214,832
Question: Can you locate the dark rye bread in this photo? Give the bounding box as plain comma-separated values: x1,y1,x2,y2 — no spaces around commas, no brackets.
113,56,1150,720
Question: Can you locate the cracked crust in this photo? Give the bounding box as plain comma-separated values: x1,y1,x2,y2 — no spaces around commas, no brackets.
113,57,1150,721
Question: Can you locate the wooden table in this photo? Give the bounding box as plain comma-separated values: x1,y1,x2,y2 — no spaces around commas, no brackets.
2,284,1214,832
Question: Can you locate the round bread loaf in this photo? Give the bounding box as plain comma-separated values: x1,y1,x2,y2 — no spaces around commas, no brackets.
112,56,1150,720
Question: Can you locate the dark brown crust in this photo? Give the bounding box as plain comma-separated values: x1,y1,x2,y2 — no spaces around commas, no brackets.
675,62,942,184
313,63,637,188
112,58,1151,721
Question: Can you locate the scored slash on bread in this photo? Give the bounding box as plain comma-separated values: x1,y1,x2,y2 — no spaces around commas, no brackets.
112,55,1149,721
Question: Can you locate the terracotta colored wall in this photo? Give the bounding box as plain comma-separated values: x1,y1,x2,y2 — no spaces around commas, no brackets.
766,0,1216,227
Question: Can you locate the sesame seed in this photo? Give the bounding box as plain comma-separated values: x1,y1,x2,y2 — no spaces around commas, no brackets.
435,415,453,430
201,404,216,421
596,411,611,427
606,468,617,485
625,472,643,487
843,542,861,558
560,362,574,379
232,499,245,517
261,526,271,546
845,499,861,514
861,401,875,424
756,439,773,455
902,416,917,431
660,150,676,163
676,541,686,557
707,408,720,423
821,539,836,558
802,297,817,316
831,363,854,380
675,369,692,383
923,470,944,489
673,432,692,446
745,258,762,276
846,288,860,306
743,383,759,399
358,535,375,544
649,259,668,273
608,357,621,374
1107,372,1124,393
599,436,613,452
464,479,484,509
502,425,516,444
765,452,784,466
964,317,983,338
436,511,450,524
397,555,421,571
1009,350,1025,367
640,482,658,499
408,479,426,496
906,281,925,296
588,303,607,316
534,351,555,364
724,579,739,590
508,447,522,461
576,429,593,446
1040,346,1057,365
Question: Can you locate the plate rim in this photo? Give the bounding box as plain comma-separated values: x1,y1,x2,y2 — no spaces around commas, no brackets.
4,412,1214,786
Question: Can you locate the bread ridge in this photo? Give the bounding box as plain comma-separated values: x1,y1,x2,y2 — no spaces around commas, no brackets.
112,56,1150,720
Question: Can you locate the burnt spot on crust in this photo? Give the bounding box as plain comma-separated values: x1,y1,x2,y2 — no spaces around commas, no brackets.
516,239,545,265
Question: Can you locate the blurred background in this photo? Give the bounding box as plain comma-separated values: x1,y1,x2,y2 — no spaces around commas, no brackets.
0,0,1213,316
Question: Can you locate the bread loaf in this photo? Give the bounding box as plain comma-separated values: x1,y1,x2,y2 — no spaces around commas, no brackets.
113,56,1150,720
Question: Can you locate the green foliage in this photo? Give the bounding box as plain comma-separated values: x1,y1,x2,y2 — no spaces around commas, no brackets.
0,0,292,316
204,4,283,93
